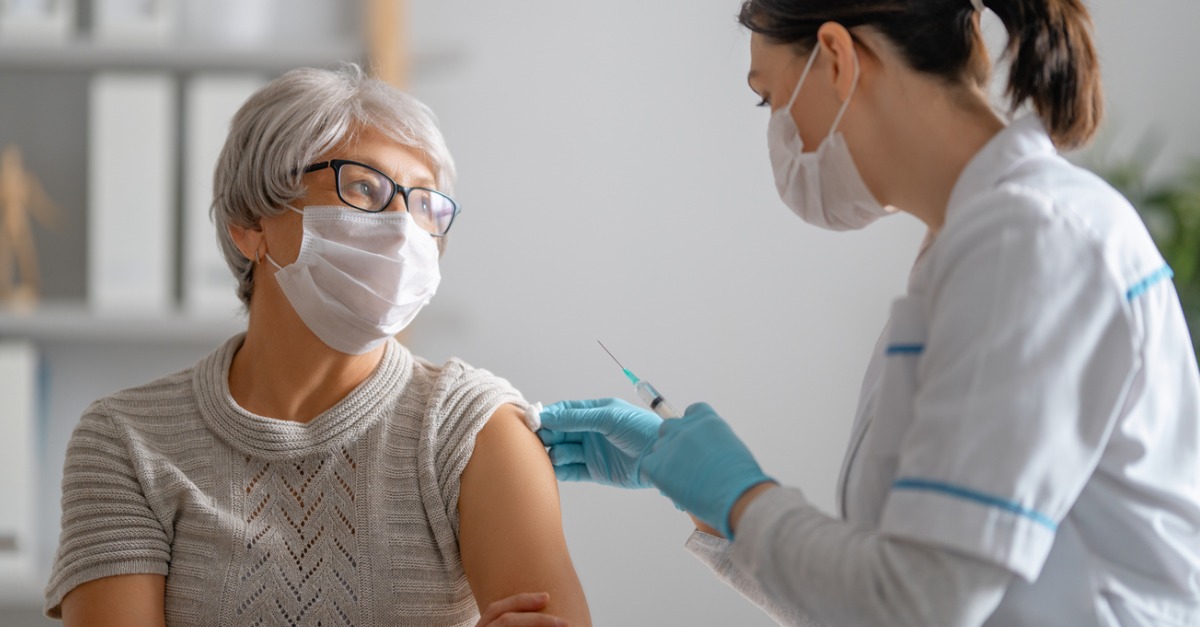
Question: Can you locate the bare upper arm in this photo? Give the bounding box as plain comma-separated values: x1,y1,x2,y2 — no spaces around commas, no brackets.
61,574,166,627
458,403,591,626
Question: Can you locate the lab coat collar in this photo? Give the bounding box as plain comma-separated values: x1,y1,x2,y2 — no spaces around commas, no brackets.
944,115,1057,222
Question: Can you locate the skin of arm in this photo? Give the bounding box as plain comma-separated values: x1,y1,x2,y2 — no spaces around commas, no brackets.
459,404,592,626
61,574,166,627
730,482,780,535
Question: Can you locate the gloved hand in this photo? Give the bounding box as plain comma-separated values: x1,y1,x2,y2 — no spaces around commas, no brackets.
537,398,662,489
642,402,773,539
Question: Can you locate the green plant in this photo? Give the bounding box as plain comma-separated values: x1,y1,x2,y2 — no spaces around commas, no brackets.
1092,150,1200,353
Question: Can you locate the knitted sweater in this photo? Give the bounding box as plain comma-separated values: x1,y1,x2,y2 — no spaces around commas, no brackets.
45,334,527,626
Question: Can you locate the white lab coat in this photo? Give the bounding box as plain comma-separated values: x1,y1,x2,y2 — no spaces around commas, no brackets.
686,116,1200,626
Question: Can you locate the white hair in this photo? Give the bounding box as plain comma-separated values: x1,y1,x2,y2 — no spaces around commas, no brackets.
211,64,456,307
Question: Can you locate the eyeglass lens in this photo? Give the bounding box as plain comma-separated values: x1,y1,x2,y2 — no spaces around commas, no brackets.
336,162,457,235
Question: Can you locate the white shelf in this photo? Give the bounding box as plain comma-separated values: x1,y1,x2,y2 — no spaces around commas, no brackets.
0,303,243,344
0,39,363,73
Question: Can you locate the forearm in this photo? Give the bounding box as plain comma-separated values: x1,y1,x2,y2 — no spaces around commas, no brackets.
685,530,826,627
730,487,1011,627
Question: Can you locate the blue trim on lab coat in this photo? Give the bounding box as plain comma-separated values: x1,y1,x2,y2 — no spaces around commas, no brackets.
892,478,1058,531
1126,265,1174,302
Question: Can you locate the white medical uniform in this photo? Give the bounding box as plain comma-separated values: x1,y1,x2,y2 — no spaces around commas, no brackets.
685,117,1200,626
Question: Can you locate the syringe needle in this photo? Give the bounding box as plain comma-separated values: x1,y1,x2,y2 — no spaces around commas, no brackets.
597,340,625,369
596,340,678,419
597,340,640,385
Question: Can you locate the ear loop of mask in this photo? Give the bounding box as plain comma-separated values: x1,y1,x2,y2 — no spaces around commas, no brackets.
254,246,284,271
782,42,863,143
256,205,304,271
826,47,861,141
782,44,822,118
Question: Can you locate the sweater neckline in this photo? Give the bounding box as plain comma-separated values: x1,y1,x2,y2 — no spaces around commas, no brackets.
194,333,413,459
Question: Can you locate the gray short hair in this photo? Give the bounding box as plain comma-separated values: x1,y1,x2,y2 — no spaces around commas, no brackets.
211,64,456,307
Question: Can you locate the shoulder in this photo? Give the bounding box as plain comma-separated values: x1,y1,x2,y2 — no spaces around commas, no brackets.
929,157,1163,307
97,367,196,416
410,355,527,427
62,357,224,501
405,353,529,466
71,366,200,451
405,354,531,529
914,158,1150,369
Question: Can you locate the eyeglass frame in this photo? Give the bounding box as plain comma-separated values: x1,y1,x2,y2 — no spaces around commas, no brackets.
301,158,461,237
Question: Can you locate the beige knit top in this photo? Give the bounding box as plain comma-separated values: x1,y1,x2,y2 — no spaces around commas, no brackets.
45,334,527,626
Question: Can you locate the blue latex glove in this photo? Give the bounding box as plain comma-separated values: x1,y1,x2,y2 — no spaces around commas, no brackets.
642,403,773,538
537,398,662,489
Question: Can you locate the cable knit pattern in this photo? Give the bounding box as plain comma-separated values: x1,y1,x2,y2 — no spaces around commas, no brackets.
45,334,527,626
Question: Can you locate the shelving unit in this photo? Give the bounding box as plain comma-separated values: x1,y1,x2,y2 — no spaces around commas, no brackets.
0,42,367,337
0,304,243,344
0,2,411,618
0,40,364,73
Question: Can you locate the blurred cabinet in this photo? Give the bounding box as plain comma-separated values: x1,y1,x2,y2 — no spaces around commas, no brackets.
0,0,368,314
0,0,406,610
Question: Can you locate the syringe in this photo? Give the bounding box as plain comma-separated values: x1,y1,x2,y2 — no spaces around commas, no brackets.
598,341,680,420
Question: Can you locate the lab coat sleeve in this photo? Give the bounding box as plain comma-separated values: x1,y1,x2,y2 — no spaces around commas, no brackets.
879,193,1136,581
729,487,1013,626
684,528,826,627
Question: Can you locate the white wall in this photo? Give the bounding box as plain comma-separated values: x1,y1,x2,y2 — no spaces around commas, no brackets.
400,0,1200,625
4,1,1197,625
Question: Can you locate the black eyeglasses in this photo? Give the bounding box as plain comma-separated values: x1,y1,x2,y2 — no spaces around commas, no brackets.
302,159,460,237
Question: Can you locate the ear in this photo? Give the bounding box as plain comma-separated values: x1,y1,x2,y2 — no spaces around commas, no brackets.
228,221,264,263
816,22,859,103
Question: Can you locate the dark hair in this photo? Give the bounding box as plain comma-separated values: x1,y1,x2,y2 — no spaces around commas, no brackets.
738,0,1103,149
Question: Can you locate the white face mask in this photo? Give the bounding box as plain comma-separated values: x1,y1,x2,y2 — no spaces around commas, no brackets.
767,44,893,231
265,205,441,355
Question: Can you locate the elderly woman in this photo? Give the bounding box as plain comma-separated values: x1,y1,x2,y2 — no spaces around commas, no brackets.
44,66,589,627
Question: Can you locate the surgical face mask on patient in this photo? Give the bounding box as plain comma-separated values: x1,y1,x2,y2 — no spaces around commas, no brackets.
265,205,441,355
766,45,893,231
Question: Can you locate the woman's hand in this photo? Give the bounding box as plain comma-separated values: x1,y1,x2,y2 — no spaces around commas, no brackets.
642,402,773,538
537,398,662,489
475,592,568,627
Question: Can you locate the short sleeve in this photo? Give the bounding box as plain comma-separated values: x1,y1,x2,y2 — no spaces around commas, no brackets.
44,402,171,617
879,194,1136,581
420,360,527,533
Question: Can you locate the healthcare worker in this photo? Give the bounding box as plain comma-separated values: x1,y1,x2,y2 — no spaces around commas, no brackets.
536,0,1200,625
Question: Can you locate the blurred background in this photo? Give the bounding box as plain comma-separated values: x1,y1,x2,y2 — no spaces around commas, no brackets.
0,0,1197,625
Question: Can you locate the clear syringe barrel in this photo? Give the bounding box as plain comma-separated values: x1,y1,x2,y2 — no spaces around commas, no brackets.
634,379,679,420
